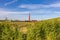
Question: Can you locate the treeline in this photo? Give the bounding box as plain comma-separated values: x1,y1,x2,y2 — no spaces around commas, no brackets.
0,18,60,40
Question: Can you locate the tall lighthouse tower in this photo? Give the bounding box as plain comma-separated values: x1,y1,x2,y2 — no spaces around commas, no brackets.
28,12,30,21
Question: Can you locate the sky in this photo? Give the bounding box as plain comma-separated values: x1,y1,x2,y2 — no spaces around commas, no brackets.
0,0,60,20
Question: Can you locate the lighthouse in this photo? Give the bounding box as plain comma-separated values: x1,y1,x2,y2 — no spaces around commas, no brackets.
28,12,30,21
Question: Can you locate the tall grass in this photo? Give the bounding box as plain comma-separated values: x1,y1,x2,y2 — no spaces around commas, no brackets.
0,18,60,40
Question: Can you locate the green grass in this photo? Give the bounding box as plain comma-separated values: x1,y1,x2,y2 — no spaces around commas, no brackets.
0,18,60,40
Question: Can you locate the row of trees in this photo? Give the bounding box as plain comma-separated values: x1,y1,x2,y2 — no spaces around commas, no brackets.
0,18,60,40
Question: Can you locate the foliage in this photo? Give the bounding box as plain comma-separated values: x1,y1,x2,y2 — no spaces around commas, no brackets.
0,18,60,40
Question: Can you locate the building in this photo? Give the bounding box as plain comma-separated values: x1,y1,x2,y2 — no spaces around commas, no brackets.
0,12,37,22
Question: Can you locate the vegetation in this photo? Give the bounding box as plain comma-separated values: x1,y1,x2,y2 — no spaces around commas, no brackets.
0,18,60,40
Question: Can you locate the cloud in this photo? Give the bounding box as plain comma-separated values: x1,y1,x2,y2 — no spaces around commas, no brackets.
0,11,29,15
0,8,29,16
46,3,60,8
0,8,60,20
0,8,29,20
18,2,60,9
19,4,40,9
4,0,18,6
0,8,60,16
30,10,60,15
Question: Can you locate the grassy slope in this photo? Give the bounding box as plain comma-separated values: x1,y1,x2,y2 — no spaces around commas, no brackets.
0,17,60,40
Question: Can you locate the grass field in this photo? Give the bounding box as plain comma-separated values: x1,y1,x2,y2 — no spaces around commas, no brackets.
0,17,60,40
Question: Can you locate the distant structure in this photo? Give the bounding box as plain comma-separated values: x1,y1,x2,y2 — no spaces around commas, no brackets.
0,12,37,22
5,17,8,21
28,12,30,21
25,12,37,22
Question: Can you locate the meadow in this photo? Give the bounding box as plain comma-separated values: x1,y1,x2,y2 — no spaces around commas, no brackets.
0,18,60,40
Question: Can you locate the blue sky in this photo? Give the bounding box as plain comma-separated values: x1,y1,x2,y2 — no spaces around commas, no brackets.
0,0,60,20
